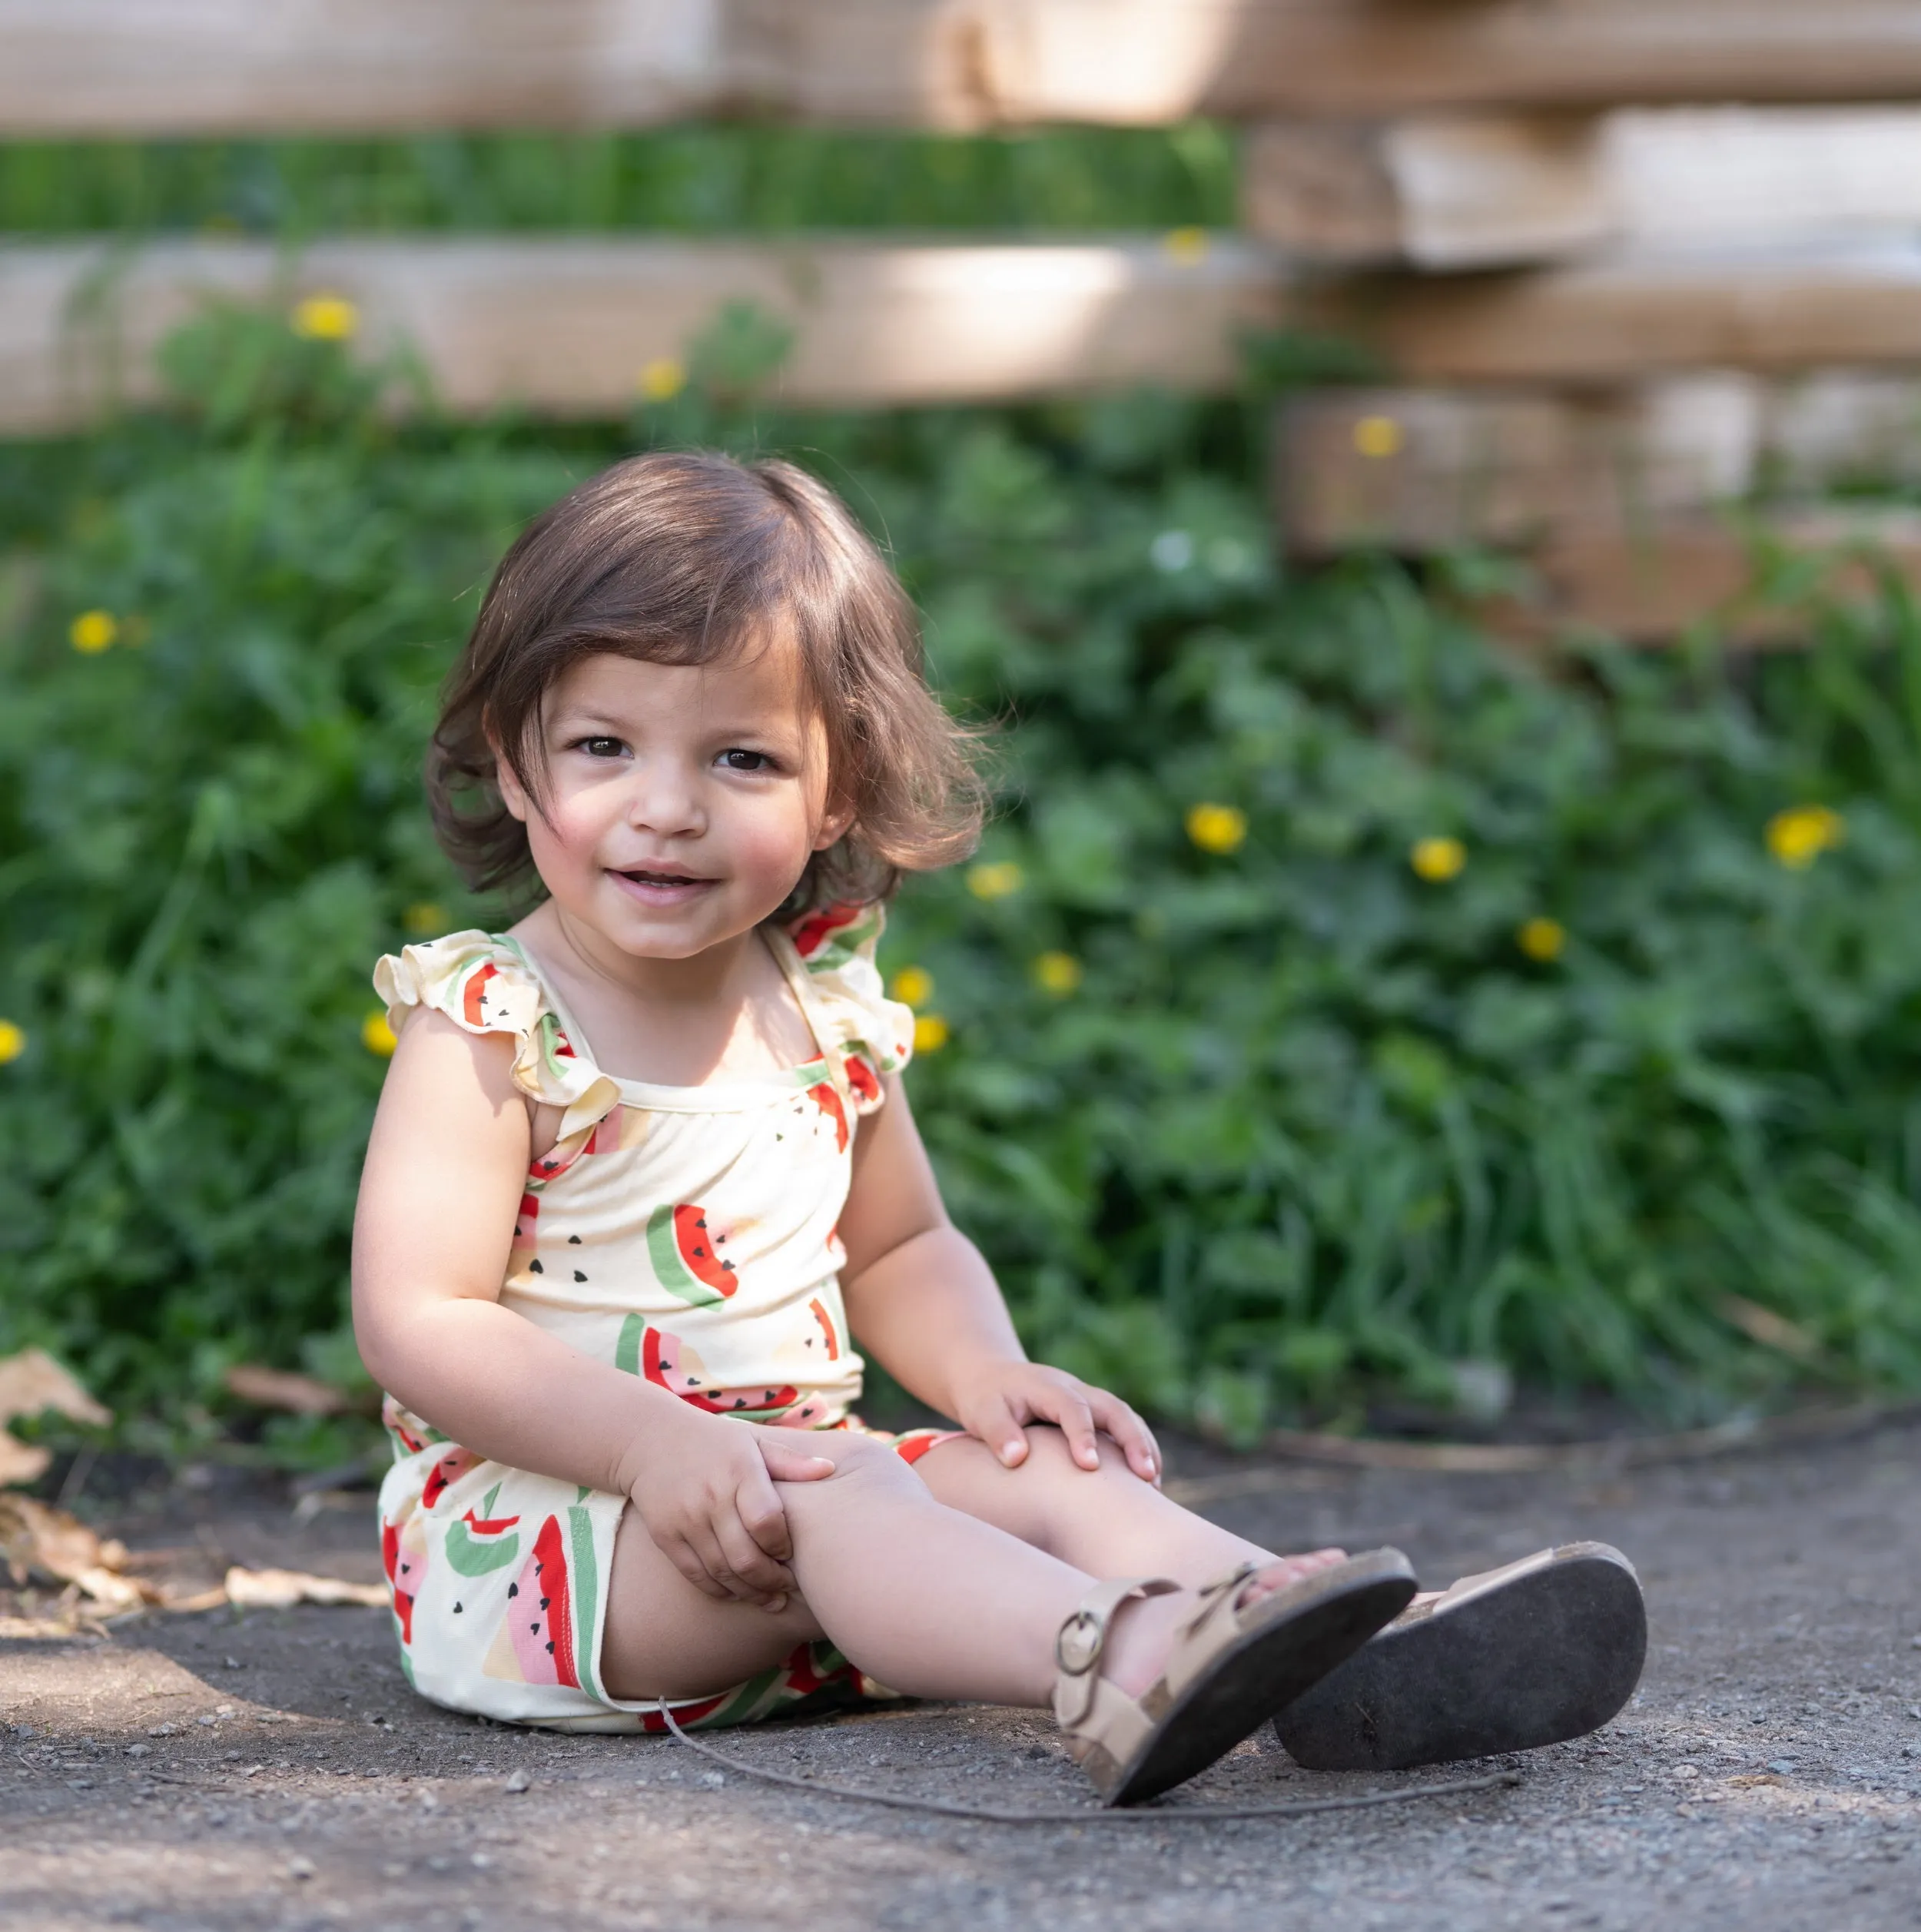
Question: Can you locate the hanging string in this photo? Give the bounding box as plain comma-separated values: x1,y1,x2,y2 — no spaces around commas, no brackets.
656,1700,1521,1824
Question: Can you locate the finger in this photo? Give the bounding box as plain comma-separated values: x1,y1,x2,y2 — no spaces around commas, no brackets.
1090,1394,1160,1482
665,1535,732,1602
687,1525,764,1605
715,1509,794,1605
1038,1393,1100,1470
971,1393,1027,1468
735,1466,794,1565
755,1436,837,1483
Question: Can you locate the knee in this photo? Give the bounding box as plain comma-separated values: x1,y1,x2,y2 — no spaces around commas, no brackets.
794,1430,919,1495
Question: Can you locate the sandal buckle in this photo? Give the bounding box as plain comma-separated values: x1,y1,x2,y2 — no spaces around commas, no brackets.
1054,1608,1104,1676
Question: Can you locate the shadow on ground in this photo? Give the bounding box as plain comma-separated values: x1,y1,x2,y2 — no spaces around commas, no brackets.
5,1419,1919,1930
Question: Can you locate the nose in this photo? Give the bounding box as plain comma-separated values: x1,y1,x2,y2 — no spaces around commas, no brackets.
623,754,705,838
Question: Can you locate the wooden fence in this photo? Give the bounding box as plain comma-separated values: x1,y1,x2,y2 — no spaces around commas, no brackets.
12,0,1921,636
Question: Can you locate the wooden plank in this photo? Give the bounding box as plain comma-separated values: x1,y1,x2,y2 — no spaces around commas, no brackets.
1316,244,1921,383
18,2,1921,135
1471,510,1921,646
1279,376,1921,553
0,234,1284,431
1276,381,1763,555
1246,108,1921,270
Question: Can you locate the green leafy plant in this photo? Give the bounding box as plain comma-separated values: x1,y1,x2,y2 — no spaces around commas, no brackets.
5,302,1921,1457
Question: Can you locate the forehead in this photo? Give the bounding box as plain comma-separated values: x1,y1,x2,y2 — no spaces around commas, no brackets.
548,632,807,723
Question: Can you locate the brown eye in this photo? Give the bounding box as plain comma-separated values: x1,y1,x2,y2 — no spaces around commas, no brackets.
721,749,772,772
580,736,624,759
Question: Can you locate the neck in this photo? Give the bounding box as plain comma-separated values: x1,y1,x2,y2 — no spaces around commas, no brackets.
536,905,765,1012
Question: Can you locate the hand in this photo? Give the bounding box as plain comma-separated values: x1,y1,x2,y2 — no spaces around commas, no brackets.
951,1361,1160,1485
625,1406,834,1612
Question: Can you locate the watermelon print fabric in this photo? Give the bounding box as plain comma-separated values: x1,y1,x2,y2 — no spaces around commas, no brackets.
371,905,954,1733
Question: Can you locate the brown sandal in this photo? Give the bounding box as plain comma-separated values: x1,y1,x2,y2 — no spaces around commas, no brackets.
1054,1549,1418,1806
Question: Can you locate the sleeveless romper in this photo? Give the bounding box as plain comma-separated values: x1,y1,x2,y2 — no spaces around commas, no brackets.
369,901,957,1733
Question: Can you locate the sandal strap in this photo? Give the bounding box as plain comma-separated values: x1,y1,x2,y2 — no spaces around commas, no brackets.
1051,1575,1178,1730
1179,1560,1262,1642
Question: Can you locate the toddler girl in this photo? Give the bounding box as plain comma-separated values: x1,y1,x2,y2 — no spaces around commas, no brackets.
353,452,1643,1804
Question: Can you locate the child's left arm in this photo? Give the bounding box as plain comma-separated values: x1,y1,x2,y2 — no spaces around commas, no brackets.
836,1075,1160,1485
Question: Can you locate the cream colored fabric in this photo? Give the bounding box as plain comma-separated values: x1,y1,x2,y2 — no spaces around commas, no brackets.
370,902,935,1733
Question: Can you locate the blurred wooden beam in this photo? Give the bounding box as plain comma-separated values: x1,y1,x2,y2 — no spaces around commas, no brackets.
1279,377,1921,555
0,234,1284,432
1318,244,1921,383
17,2,1921,136
1276,381,1764,555
1246,108,1921,270
1472,510,1921,646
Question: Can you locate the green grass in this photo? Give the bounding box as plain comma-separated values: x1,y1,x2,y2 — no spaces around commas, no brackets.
5,304,1921,1468
0,125,1238,237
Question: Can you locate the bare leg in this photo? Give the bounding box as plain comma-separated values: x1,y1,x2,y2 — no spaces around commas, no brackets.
601,1432,1299,1708
917,1426,1349,1598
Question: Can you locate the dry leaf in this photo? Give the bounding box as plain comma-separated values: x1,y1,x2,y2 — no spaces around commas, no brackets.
223,1565,387,1610
223,1364,347,1416
0,1434,51,1487
0,1349,112,1430
0,1493,156,1609
0,1349,111,1489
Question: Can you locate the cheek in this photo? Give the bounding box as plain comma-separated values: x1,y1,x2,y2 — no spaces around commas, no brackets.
524,789,611,868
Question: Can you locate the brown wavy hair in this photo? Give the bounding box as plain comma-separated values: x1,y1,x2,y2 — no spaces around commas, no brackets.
427,450,984,917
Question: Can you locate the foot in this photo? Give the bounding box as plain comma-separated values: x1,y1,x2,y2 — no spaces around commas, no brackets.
1053,1550,1418,1806
1271,1542,1647,1771
1102,1549,1349,1698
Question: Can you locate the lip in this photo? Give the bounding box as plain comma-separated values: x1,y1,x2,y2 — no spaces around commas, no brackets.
608,865,717,909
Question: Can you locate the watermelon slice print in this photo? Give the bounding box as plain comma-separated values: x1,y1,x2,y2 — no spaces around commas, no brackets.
382,1511,430,1645
445,1499,523,1577
483,1514,580,1689
461,961,499,1027
808,1082,849,1153
788,901,864,961
421,1445,479,1512
618,1319,802,1420
808,1296,841,1360
844,1054,881,1105
645,1203,737,1306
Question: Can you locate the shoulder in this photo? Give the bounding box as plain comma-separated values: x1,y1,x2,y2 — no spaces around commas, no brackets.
777,901,916,1095
373,930,546,1041
371,931,619,1135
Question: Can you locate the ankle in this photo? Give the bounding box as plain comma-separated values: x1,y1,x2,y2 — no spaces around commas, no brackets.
1097,1589,1190,1700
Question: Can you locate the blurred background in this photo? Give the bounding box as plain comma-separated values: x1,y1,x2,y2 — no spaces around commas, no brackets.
7,1,1921,1482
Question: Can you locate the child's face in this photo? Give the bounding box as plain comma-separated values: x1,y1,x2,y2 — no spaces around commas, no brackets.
496,640,850,961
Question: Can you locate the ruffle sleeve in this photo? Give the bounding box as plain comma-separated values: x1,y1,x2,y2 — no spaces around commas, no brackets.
372,931,622,1143
781,902,915,1114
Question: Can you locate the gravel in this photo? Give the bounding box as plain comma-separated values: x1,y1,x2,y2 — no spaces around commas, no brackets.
4,1417,1919,1929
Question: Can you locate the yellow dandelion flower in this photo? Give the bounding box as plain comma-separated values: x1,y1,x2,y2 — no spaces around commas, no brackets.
638,357,687,402
0,1020,24,1064
1033,951,1083,996
1186,803,1247,855
292,294,359,341
890,965,934,1008
1411,835,1467,882
69,609,118,653
1163,227,1209,266
403,901,446,937
1766,804,1846,870
1353,414,1403,460
362,1011,398,1057
967,861,1024,901
913,1014,951,1054
1518,917,1566,962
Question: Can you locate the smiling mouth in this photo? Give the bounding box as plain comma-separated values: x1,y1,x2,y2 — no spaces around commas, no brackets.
618,868,710,885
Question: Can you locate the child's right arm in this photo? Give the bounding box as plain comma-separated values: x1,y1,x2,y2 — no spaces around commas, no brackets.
350,1007,830,1608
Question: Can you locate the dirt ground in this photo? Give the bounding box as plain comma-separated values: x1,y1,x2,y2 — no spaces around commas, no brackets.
4,1416,1920,1932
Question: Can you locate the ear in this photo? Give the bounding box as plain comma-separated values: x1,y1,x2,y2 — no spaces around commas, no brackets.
812,795,856,853
486,725,533,825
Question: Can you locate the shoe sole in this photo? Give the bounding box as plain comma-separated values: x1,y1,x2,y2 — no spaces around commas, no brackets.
1271,1541,1647,1772
1106,1547,1418,1806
